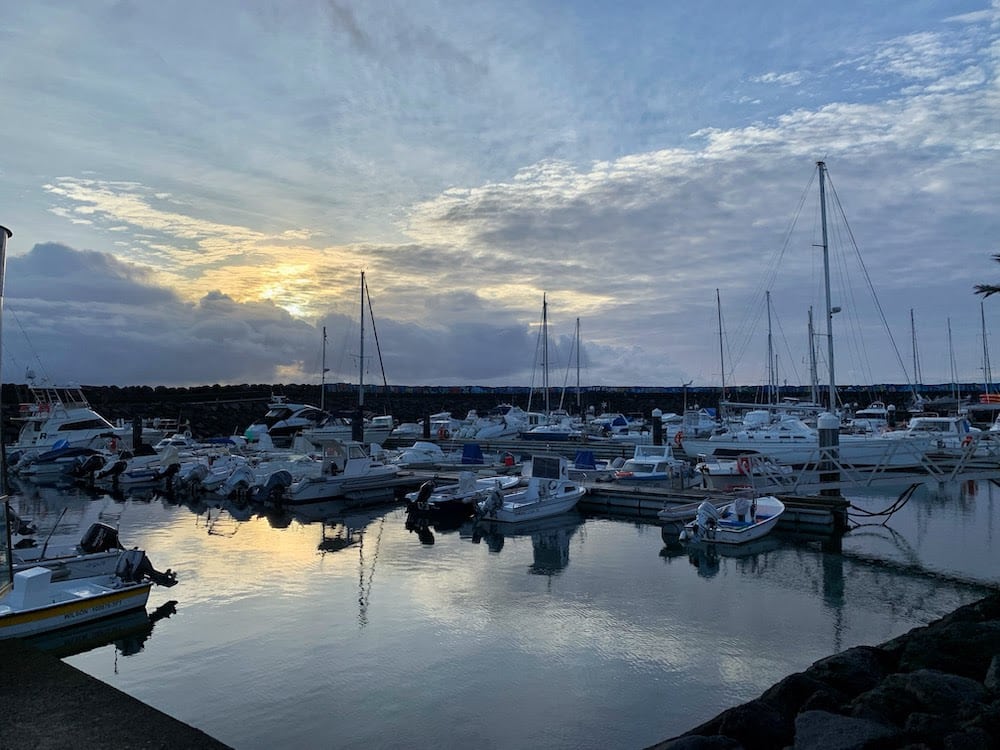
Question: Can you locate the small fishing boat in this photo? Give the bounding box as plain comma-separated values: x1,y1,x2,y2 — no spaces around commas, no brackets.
613,443,696,488
406,472,521,520
476,455,586,524
1,499,178,640
678,494,785,545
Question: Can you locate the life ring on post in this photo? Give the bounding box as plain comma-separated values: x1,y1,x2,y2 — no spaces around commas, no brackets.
673,431,684,447
962,435,974,447
437,427,449,440
736,456,752,476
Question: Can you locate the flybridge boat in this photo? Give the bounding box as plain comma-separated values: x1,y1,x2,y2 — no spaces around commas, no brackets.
244,396,328,448
8,381,121,459
300,412,394,448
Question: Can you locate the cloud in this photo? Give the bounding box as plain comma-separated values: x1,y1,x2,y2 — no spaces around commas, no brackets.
1,1,998,388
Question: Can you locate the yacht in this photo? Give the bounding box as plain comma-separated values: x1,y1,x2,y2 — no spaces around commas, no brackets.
8,381,120,459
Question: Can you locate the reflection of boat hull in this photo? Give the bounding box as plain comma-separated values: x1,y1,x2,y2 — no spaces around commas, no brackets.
22,606,155,658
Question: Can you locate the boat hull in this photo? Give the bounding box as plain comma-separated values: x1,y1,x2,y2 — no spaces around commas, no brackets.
0,580,152,640
478,487,586,524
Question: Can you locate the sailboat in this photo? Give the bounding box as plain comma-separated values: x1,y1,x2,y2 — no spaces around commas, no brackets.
521,296,584,441
678,162,933,469
302,272,394,448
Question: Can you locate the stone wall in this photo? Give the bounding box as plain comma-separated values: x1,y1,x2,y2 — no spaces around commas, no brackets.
648,593,1000,749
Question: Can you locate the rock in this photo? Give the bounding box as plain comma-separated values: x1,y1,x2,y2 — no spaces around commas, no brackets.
793,710,899,750
803,646,894,699
715,699,791,750
896,622,1000,681
645,735,744,750
760,672,845,718
984,655,1000,694
850,669,987,727
943,726,995,749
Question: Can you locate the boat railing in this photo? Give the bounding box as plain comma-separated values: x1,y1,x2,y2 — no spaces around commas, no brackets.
782,433,999,493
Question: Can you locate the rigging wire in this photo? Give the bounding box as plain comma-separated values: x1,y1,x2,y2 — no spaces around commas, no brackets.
4,305,52,383
826,172,916,401
728,170,817,378
363,278,393,417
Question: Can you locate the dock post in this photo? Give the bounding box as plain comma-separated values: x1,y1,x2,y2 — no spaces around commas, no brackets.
132,415,142,451
422,413,431,440
652,408,662,446
352,408,363,442
818,411,841,500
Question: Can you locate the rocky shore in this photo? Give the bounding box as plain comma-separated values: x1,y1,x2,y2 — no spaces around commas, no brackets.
649,592,1000,749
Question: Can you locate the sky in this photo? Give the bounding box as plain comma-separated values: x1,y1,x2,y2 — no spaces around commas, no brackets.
0,0,997,390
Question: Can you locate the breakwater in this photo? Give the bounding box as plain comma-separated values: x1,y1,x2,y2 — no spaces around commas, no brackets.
649,592,1000,749
0,382,980,444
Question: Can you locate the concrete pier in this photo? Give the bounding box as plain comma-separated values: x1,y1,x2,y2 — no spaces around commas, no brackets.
0,639,232,749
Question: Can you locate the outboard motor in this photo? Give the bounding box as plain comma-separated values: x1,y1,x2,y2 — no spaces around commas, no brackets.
71,453,106,479
154,462,182,481
115,548,178,587
257,469,294,503
409,481,435,512
97,458,128,480
79,522,124,554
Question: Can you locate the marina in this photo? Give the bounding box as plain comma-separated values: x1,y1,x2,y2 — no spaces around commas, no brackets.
3,463,997,749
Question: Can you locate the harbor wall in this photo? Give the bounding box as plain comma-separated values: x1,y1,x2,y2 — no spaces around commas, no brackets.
0,382,990,444
647,592,1000,750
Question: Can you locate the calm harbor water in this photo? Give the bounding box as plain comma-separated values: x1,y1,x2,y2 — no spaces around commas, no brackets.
8,474,999,750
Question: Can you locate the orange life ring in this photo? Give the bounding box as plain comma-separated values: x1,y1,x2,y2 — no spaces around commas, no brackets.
737,456,752,475
962,435,974,447
673,431,684,446
437,427,449,439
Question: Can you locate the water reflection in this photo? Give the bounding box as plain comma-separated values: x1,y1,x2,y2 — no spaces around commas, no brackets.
23,598,177,661
470,511,585,575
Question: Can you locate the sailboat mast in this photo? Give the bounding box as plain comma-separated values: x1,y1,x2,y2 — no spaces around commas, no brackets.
320,326,327,411
716,289,726,402
766,290,775,404
359,271,365,409
982,301,992,394
0,225,10,498
542,293,550,415
818,161,836,412
575,317,581,414
947,317,960,402
808,307,819,405
910,309,922,385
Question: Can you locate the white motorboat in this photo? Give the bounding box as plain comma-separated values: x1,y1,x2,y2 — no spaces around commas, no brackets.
280,439,400,505
679,414,931,468
0,499,177,640
883,414,982,451
7,380,122,460
244,396,328,448
475,455,586,524
613,443,696,488
405,472,521,519
12,520,178,586
678,495,785,545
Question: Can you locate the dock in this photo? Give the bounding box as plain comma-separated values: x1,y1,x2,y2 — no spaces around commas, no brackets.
579,481,850,534
0,638,233,749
